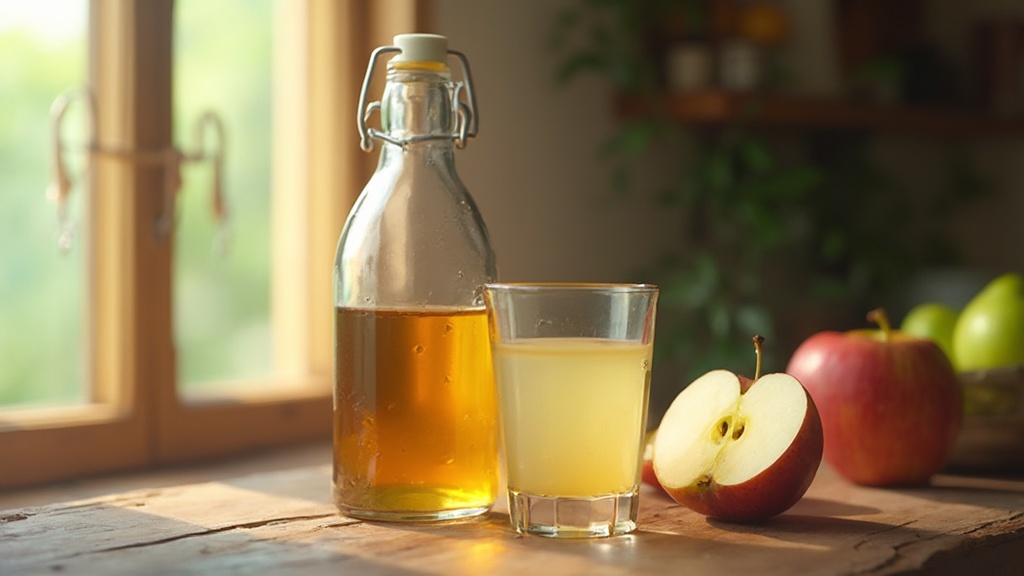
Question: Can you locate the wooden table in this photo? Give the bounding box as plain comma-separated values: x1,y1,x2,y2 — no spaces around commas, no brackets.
2,461,1022,575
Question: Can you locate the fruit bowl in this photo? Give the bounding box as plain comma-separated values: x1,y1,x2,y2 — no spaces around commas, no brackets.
946,364,1024,472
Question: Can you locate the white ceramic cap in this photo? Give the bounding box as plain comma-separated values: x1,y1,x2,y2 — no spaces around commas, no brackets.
392,33,448,63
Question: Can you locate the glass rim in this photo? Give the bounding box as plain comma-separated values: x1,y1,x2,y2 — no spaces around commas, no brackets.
483,282,658,294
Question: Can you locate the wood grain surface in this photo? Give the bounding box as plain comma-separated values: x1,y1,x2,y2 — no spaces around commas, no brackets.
2,463,1022,575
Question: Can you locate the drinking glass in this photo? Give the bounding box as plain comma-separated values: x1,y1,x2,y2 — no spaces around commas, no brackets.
484,283,658,538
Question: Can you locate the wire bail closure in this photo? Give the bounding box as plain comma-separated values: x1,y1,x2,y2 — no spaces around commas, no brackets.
357,46,479,153
47,88,228,252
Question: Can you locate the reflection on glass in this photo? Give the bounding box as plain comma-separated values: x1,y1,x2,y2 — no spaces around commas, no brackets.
173,0,274,392
0,1,87,407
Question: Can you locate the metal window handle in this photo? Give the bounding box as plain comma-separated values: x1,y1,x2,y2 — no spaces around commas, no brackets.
47,88,228,252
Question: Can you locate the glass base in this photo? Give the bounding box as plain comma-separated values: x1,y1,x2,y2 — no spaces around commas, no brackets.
507,488,639,538
333,482,495,523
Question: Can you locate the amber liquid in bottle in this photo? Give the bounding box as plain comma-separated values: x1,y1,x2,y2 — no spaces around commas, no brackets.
333,306,499,519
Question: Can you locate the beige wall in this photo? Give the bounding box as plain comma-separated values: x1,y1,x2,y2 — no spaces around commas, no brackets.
431,1,680,285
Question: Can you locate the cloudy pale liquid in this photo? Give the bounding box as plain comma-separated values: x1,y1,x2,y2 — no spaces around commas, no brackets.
333,307,499,519
492,337,652,497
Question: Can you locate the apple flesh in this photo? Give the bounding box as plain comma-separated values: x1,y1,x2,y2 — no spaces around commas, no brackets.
787,309,962,486
653,369,823,523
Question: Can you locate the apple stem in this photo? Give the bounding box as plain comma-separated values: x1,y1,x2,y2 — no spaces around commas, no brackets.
867,308,892,343
752,335,764,381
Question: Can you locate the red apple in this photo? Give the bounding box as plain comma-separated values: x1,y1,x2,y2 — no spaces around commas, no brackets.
653,336,823,523
786,309,963,486
640,429,665,494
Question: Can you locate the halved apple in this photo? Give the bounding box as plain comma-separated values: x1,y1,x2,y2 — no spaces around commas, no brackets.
652,366,823,523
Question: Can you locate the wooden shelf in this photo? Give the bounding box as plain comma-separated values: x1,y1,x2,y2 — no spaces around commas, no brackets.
616,91,1024,139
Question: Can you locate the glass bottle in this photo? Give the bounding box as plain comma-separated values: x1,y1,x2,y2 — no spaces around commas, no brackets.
332,34,499,522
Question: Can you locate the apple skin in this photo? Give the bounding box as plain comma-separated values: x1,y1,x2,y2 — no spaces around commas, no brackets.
786,328,962,486
663,393,822,523
900,302,958,363
640,429,666,494
953,272,1024,372
641,459,661,492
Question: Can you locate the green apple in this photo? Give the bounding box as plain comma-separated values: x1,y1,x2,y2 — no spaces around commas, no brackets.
900,302,958,362
952,273,1024,371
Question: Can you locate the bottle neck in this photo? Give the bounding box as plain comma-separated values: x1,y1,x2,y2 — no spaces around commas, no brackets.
380,63,456,146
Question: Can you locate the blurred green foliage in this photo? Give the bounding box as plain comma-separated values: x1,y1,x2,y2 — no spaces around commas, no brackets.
173,0,274,390
549,0,989,383
0,16,87,406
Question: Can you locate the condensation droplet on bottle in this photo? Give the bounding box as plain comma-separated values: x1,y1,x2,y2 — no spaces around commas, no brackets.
360,412,375,430
442,454,455,465
444,375,452,387
387,402,397,411
414,345,424,354
444,323,454,333
456,270,464,279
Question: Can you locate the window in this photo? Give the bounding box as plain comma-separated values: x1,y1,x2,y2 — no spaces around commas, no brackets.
0,1,88,409
0,0,427,490
174,0,277,391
